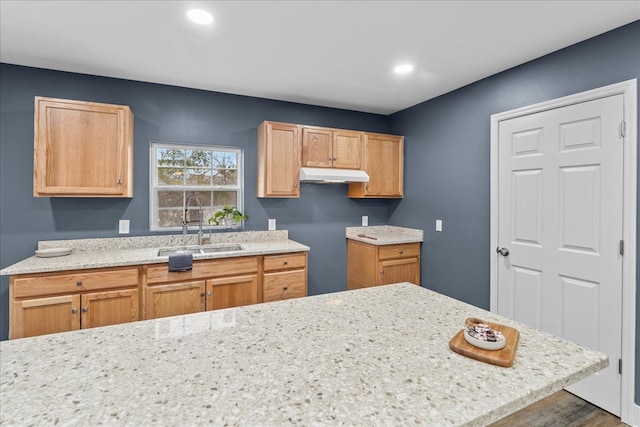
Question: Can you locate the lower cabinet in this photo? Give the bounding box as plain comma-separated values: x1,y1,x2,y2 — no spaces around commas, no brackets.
9,267,139,339
263,252,308,302
347,240,420,289
10,251,308,338
143,256,260,320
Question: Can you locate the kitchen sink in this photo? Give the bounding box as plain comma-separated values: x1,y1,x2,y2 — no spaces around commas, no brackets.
157,244,244,257
157,247,202,257
201,244,243,253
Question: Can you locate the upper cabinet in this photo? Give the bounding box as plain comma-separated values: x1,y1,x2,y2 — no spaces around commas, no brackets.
348,133,404,198
302,126,362,170
257,121,301,198
257,121,403,199
33,96,134,197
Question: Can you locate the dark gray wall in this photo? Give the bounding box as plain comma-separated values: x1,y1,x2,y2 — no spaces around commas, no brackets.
0,64,392,342
388,20,640,405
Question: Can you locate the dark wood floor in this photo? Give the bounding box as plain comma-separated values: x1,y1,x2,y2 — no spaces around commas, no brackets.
489,390,626,427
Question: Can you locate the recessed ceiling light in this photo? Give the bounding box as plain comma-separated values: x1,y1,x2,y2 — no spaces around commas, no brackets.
394,64,414,74
187,9,214,25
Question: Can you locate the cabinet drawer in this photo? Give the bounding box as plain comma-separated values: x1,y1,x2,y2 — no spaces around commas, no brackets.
12,267,139,299
263,270,307,302
378,243,420,260
146,256,258,284
263,253,307,272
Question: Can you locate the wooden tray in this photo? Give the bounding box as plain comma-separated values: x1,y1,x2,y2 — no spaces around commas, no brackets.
449,317,520,367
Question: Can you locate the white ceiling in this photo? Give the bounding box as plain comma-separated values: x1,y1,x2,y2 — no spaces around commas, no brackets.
1,1,638,114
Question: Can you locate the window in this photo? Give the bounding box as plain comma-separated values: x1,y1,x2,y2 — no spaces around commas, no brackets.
150,142,244,231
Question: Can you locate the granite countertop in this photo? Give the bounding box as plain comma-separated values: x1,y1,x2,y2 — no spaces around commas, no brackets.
0,283,607,426
346,225,423,245
0,230,309,276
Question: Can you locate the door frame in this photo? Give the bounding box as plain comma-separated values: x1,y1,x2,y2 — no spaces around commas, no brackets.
489,79,637,425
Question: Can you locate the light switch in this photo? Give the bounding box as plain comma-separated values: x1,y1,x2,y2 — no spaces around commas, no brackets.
119,220,130,234
268,219,276,231
435,219,443,232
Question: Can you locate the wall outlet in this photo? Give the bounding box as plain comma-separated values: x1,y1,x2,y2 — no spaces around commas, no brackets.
435,219,443,232
119,219,130,234
268,218,276,231
362,216,368,226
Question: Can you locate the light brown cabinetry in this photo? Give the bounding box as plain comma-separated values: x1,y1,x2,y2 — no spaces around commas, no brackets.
349,133,404,198
263,252,308,302
33,96,134,197
9,267,139,339
347,240,420,290
144,257,259,319
257,121,301,198
302,126,362,170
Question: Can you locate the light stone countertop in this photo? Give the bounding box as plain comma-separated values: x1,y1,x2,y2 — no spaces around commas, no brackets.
346,225,423,245
0,283,607,426
0,230,309,276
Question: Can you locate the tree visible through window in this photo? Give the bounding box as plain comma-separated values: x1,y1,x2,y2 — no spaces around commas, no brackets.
150,142,244,231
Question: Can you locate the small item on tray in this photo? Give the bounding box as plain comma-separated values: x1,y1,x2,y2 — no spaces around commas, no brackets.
463,318,506,351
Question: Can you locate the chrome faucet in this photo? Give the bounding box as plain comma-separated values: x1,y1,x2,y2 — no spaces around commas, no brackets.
183,195,203,245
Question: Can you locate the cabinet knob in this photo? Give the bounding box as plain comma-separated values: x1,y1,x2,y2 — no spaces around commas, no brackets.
82,307,88,313
380,271,384,275
76,281,83,286
71,308,78,314
116,178,122,185
207,291,212,297
200,292,205,297
365,184,369,190
399,250,404,255
283,261,288,265
294,182,298,188
283,286,288,291
329,156,333,161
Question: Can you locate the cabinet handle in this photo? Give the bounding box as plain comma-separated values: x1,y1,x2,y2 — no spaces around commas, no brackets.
76,281,83,286
82,307,88,313
365,184,369,190
71,308,78,314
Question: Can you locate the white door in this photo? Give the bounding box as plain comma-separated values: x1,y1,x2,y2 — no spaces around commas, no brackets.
496,94,624,415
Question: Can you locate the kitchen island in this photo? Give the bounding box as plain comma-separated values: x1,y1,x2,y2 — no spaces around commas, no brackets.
0,283,606,426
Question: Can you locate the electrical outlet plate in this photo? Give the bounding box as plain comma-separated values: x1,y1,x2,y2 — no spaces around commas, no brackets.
268,219,276,231
362,216,368,226
436,219,443,232
119,220,130,234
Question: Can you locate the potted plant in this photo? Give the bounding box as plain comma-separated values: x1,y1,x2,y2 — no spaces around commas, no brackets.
208,205,248,227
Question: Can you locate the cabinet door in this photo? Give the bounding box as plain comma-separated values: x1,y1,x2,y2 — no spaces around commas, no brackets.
263,270,307,302
11,295,80,339
34,97,133,197
257,121,301,198
81,289,139,329
302,127,333,167
332,130,362,170
378,258,420,285
145,281,205,320
349,133,403,198
206,274,259,311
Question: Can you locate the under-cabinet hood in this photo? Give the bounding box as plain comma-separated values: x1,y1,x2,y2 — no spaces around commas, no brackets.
299,167,370,183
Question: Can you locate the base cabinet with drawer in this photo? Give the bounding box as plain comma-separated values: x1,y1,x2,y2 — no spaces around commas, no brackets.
262,252,308,302
9,267,140,339
143,256,260,320
347,240,420,289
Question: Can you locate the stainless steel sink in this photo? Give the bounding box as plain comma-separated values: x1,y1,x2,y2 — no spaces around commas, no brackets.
157,247,202,256
157,244,243,257
201,244,243,253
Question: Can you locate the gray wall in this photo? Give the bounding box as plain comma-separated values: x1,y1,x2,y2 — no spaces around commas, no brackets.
1,19,639,405
388,20,640,404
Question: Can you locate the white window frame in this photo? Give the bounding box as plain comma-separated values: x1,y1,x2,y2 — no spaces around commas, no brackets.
149,141,245,232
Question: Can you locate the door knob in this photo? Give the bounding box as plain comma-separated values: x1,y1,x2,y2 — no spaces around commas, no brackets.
496,247,510,256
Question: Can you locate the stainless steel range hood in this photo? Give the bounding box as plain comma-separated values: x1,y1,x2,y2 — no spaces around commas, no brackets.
299,167,369,183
